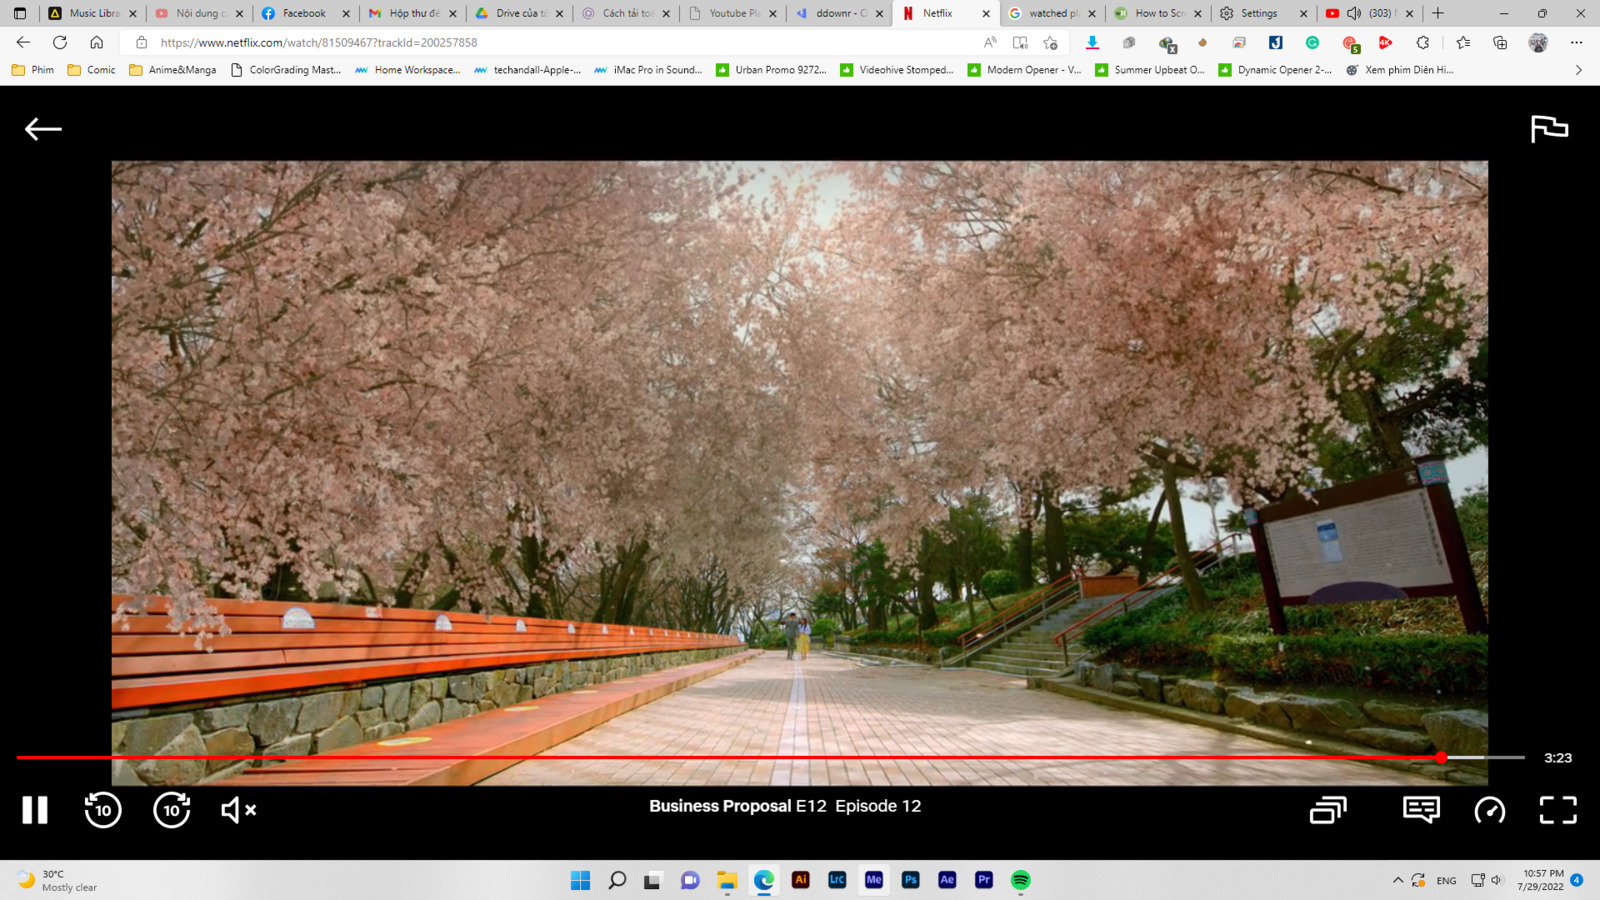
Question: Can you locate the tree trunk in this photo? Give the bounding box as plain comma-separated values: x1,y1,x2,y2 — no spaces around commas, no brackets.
612,539,650,625
1041,485,1067,582
1361,387,1410,469
951,561,974,627
1016,519,1034,589
917,567,938,630
1161,461,1211,613
1137,490,1167,583
517,535,549,618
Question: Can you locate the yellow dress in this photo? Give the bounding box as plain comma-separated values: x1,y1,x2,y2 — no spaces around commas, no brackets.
797,632,810,653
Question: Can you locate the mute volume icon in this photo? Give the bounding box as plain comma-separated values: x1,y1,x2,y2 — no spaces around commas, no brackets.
1309,795,1348,824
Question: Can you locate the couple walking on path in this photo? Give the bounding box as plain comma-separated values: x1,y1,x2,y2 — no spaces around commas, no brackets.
782,612,811,661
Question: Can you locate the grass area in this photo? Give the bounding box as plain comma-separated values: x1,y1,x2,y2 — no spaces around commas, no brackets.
1080,552,1491,696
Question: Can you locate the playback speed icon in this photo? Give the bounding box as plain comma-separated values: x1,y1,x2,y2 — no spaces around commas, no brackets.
1310,795,1348,824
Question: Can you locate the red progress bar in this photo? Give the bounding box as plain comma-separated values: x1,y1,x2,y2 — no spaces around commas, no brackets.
20,753,1451,762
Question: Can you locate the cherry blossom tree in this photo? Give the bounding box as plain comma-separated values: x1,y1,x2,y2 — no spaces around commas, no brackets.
112,161,809,635
826,161,1488,610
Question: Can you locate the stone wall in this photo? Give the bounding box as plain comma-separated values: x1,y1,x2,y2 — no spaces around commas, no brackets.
112,645,744,786
1071,660,1489,782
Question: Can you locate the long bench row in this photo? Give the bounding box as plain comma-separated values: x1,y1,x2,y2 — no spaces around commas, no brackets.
111,595,743,710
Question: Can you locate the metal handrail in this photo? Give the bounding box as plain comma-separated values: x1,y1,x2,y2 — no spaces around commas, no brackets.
1051,534,1242,664
957,569,1084,649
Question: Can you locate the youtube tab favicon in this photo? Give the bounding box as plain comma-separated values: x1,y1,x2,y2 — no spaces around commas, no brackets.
1324,6,1338,15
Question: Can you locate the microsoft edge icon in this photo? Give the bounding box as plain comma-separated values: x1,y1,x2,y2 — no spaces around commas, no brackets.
261,4,274,17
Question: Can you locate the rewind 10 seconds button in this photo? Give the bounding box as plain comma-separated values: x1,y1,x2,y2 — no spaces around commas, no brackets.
1474,796,1506,824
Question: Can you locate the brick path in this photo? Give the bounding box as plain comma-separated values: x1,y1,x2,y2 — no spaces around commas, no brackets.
481,651,1436,786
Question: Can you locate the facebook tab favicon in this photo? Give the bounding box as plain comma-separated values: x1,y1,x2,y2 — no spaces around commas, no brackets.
1269,34,1283,48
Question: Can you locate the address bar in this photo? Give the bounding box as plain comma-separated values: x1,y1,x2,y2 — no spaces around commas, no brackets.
120,28,1055,55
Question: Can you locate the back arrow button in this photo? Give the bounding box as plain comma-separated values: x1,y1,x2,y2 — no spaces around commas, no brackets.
16,35,29,47
25,118,64,141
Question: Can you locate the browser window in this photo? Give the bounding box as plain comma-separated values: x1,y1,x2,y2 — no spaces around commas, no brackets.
4,6,1592,895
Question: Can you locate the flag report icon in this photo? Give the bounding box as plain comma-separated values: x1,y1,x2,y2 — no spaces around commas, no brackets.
1530,114,1568,142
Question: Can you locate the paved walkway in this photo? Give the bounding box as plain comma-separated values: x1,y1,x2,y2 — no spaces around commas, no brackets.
481,651,1436,786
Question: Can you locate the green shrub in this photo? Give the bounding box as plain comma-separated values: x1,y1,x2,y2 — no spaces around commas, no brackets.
1457,487,1488,553
811,618,838,642
1081,591,1184,649
1201,552,1263,604
1209,633,1488,693
1080,623,1212,669
852,629,963,647
980,569,1019,598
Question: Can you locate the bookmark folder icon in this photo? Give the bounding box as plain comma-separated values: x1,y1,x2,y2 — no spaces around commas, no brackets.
11,63,23,75
68,63,81,75
129,63,143,75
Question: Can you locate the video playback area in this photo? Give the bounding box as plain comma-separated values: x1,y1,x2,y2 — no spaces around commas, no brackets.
101,159,1491,792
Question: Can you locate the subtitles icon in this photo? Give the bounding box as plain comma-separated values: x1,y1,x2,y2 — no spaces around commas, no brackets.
1403,796,1443,823
1310,795,1347,824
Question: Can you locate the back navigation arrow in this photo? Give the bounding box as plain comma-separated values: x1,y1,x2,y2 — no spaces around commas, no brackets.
24,118,64,141
16,34,29,47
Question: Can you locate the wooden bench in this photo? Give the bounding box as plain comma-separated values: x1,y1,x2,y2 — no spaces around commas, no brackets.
212,649,763,786
111,594,743,710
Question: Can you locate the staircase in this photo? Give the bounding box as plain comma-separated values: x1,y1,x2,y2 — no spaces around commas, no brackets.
1050,534,1245,674
961,588,1166,678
